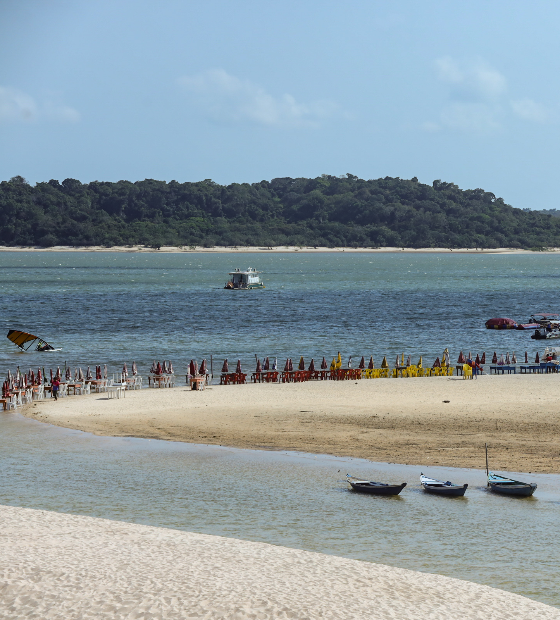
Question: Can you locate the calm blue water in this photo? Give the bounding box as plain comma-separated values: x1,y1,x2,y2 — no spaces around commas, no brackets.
0,251,559,376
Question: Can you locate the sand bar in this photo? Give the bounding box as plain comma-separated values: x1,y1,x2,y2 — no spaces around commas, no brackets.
23,373,560,473
0,504,558,619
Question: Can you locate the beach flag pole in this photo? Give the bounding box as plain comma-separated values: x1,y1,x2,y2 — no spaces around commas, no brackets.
485,443,490,482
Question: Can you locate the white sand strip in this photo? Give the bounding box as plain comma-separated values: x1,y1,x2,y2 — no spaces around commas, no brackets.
0,505,557,619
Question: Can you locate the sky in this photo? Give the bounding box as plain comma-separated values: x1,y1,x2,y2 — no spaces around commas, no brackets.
0,0,558,210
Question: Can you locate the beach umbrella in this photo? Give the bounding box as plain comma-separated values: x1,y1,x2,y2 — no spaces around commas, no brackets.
433,357,441,368
498,354,505,366
512,352,517,363
74,369,78,381
189,360,196,376
406,355,411,367
475,354,480,365
368,356,374,370
468,352,472,362
78,367,84,382
123,362,128,377
298,356,305,371
104,364,108,379
418,356,423,368
443,349,450,367
330,357,336,371
525,352,528,363
30,370,35,385
381,356,388,369
284,359,290,372
132,361,137,376
321,357,328,370
200,359,207,375
395,355,400,368
263,357,270,371
401,353,405,366
492,352,498,364
150,361,156,374
535,352,540,363
95,366,100,379
347,356,352,368
308,358,315,372
193,361,199,376
481,352,486,364
505,352,511,365
236,359,242,374
359,356,365,369
222,359,229,373
458,351,465,364
156,361,162,375
66,366,71,381
162,361,168,374
169,361,174,374
255,358,262,373
272,358,278,371
86,366,92,380
336,352,342,369
289,358,294,371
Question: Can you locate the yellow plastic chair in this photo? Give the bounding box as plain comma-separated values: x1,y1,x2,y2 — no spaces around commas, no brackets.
462,364,472,379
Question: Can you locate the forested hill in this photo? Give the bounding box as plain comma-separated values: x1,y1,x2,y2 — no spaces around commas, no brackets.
0,174,558,249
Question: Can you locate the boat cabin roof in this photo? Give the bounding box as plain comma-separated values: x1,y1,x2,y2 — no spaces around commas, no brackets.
531,313,560,319
228,267,260,275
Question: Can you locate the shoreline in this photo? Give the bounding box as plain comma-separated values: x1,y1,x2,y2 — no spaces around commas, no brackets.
22,374,560,473
2,504,558,619
1,244,559,254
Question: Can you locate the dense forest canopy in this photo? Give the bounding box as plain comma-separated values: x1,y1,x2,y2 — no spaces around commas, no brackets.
1,174,558,249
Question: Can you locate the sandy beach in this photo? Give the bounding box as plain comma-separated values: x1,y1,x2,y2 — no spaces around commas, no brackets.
0,504,557,619
0,244,557,253
22,373,560,473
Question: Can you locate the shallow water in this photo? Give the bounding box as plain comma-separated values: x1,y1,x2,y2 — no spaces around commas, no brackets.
1,413,559,608
1,251,560,376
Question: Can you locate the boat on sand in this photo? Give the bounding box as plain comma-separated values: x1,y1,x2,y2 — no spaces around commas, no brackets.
346,474,406,496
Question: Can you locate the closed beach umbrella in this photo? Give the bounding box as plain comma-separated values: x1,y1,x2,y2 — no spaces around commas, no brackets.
308,359,315,372
288,358,293,371
368,356,374,369
200,359,207,375
505,352,511,365
272,358,278,370
406,355,411,367
417,356,423,368
381,356,388,369
189,360,196,376
330,357,336,371
481,352,486,364
498,354,505,366
433,357,441,368
284,359,290,372
78,367,84,382
162,361,168,374
193,361,199,376
524,351,528,363
535,352,540,363
236,359,242,374
150,361,156,374
401,353,405,366
458,351,465,364
56,366,61,380
512,352,517,363
16,367,20,381
444,349,450,366
66,366,71,381
475,354,480,365
359,356,365,369
321,357,328,370
395,355,400,368
86,366,92,380
256,358,262,373
169,361,174,374
263,357,270,371
132,362,137,376
336,352,342,369
156,361,162,375
222,359,229,373
468,351,472,362
298,356,305,370
123,362,128,378
31,370,35,385
492,352,498,364
348,356,352,368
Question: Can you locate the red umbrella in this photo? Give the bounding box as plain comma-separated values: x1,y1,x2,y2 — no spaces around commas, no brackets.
308,359,315,372
156,361,162,375
284,359,290,372
358,356,365,369
37,368,42,384
492,352,498,364
368,356,374,370
236,359,242,374
458,351,465,364
298,357,305,371
96,366,101,379
535,352,540,363
481,352,486,364
66,367,71,380
433,357,441,368
189,360,196,376
475,354,480,365
321,357,327,369
524,352,528,363
200,359,207,375
255,358,262,373
222,359,229,373
56,367,61,380
288,358,293,371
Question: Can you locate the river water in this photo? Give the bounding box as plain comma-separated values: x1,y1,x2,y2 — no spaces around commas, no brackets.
1,251,559,607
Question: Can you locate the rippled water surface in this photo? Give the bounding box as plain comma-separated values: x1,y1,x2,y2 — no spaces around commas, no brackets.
1,251,560,375
1,414,559,607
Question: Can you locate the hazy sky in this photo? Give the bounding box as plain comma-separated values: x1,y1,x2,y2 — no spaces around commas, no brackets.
1,1,558,209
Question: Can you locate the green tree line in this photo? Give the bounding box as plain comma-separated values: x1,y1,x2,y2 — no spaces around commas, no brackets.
0,174,558,249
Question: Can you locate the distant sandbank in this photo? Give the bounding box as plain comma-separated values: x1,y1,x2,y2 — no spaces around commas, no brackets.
0,245,557,254
1,505,558,619
22,374,560,473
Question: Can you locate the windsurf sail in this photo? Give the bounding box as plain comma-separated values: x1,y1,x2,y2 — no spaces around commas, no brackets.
7,330,55,352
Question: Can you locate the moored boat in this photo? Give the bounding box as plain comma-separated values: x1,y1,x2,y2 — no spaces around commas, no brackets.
531,327,560,340
346,474,406,496
485,318,517,330
224,267,265,290
420,473,468,497
487,473,537,497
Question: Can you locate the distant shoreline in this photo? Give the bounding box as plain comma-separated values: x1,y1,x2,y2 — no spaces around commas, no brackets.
0,245,558,254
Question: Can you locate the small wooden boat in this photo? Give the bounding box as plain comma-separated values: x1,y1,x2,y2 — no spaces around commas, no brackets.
420,473,468,497
346,474,406,496
487,473,537,497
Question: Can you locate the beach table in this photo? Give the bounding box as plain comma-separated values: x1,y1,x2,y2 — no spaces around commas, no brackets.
252,371,278,383
149,374,174,388
86,379,107,393
489,365,517,374
107,384,126,399
220,372,246,385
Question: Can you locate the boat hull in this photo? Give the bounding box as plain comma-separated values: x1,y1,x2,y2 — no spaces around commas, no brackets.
488,483,537,497
348,481,406,496
422,483,468,497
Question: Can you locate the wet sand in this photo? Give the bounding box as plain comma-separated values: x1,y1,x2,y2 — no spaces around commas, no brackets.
1,504,558,620
22,374,560,473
